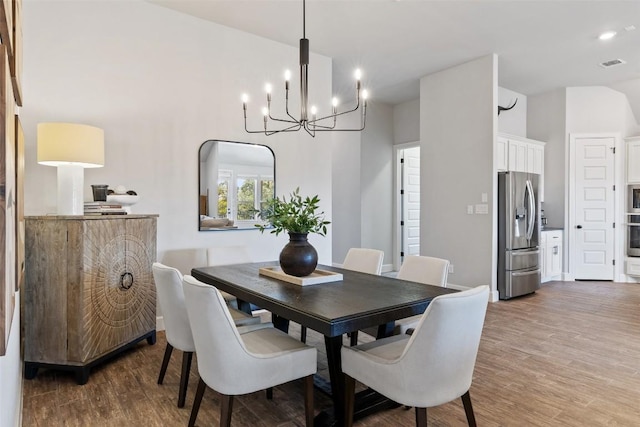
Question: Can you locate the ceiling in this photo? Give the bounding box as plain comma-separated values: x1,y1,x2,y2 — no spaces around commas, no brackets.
148,0,640,120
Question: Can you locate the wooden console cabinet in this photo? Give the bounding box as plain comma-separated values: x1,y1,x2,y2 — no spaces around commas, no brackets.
23,215,158,384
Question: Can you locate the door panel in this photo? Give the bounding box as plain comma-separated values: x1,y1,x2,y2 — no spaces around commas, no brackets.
573,137,615,280
402,147,420,257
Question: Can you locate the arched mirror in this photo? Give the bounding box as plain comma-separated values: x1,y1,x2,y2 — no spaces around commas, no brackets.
198,140,275,231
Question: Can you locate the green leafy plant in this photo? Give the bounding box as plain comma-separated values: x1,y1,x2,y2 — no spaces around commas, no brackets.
256,187,330,236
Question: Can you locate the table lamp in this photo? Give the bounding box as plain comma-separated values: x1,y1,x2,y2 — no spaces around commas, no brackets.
37,123,105,215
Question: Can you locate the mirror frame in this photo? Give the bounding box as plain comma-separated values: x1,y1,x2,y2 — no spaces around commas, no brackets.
198,139,275,231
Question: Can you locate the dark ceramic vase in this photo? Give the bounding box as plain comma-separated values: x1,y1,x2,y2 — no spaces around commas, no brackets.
279,232,318,277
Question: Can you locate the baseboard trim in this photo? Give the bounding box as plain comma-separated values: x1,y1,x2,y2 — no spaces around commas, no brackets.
381,263,394,273
156,316,165,332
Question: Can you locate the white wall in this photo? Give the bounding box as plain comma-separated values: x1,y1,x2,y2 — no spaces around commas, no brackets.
393,98,420,145
565,87,633,135
331,114,362,263
528,88,567,228
420,55,497,295
528,86,639,280
22,1,334,264
361,102,395,265
0,292,22,427
498,87,527,137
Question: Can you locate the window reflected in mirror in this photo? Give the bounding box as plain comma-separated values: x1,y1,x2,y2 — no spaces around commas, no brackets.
199,140,275,231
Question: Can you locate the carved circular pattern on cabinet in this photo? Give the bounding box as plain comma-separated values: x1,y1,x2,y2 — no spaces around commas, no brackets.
82,222,156,359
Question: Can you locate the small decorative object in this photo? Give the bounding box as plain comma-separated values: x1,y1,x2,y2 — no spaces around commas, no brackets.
106,185,140,214
257,188,330,277
91,184,108,202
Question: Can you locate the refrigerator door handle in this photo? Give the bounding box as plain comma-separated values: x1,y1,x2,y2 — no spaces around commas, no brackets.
525,179,536,241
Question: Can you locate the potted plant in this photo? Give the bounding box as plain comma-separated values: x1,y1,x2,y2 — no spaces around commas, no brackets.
257,187,330,276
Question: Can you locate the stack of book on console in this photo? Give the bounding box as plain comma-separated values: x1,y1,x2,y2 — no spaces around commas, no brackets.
84,201,127,215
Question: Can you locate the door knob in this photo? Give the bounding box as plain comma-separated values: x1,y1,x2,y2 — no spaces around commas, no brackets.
576,225,583,229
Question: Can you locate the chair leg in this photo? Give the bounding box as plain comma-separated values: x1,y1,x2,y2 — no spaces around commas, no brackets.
461,391,477,427
344,374,356,427
178,351,193,408
350,331,358,346
220,394,234,427
300,326,307,343
415,407,427,427
157,343,174,385
188,378,207,427
303,375,314,427
266,387,273,400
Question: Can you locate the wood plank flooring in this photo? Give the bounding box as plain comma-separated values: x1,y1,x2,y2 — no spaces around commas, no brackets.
22,280,640,426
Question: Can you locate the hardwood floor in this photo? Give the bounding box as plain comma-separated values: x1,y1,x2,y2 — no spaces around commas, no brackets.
22,280,640,426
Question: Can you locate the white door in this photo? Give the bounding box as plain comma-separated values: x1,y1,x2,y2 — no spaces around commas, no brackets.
402,147,421,258
572,137,615,280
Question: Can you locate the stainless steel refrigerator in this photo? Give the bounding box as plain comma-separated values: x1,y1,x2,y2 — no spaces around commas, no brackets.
498,171,541,299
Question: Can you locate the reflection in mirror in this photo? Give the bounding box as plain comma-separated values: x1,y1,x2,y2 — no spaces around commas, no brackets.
199,140,275,231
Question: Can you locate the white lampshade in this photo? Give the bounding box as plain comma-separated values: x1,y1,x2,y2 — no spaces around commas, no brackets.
37,123,105,215
37,123,104,167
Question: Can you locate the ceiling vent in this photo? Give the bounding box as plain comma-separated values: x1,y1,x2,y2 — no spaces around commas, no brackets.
599,58,626,68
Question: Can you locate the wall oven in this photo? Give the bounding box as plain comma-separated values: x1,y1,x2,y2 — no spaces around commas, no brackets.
628,185,640,257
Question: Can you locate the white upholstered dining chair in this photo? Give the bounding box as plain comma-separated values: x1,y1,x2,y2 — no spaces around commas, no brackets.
207,246,253,306
339,248,385,345
152,262,260,408
298,247,384,344
182,275,317,427
341,285,489,427
342,247,384,275
392,255,450,335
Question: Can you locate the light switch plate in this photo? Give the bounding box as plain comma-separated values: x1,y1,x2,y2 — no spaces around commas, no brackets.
475,204,489,214
481,193,488,203
467,205,474,214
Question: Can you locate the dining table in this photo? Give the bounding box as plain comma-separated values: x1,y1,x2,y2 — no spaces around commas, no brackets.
191,261,457,426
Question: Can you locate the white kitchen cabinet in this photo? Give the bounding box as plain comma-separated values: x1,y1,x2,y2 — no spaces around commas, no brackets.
627,137,640,183
541,229,563,282
496,136,508,172
498,133,546,201
508,139,528,172
626,258,640,277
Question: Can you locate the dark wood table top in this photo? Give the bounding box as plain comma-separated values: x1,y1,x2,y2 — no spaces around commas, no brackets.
191,261,457,337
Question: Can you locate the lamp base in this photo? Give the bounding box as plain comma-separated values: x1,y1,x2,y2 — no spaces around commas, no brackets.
57,164,85,215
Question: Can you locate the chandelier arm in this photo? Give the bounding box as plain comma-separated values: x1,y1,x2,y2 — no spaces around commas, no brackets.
284,93,299,122
312,105,367,132
303,121,316,137
244,116,303,134
264,122,304,135
267,114,299,124
310,94,362,124
308,119,337,130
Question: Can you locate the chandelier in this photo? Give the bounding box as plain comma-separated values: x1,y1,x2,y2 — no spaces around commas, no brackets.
241,0,368,137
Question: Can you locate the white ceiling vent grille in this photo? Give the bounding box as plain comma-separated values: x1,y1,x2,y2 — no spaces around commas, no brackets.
599,59,626,68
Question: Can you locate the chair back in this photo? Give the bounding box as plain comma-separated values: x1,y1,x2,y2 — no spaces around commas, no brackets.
207,246,252,266
342,248,384,275
182,275,260,395
397,255,449,287
160,248,207,276
152,263,195,352
398,285,489,407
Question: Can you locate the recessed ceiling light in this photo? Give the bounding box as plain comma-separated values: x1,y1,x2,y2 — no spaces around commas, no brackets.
598,31,617,40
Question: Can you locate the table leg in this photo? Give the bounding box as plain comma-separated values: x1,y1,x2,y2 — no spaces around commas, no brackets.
236,299,252,315
376,321,395,339
324,335,345,423
271,314,290,333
